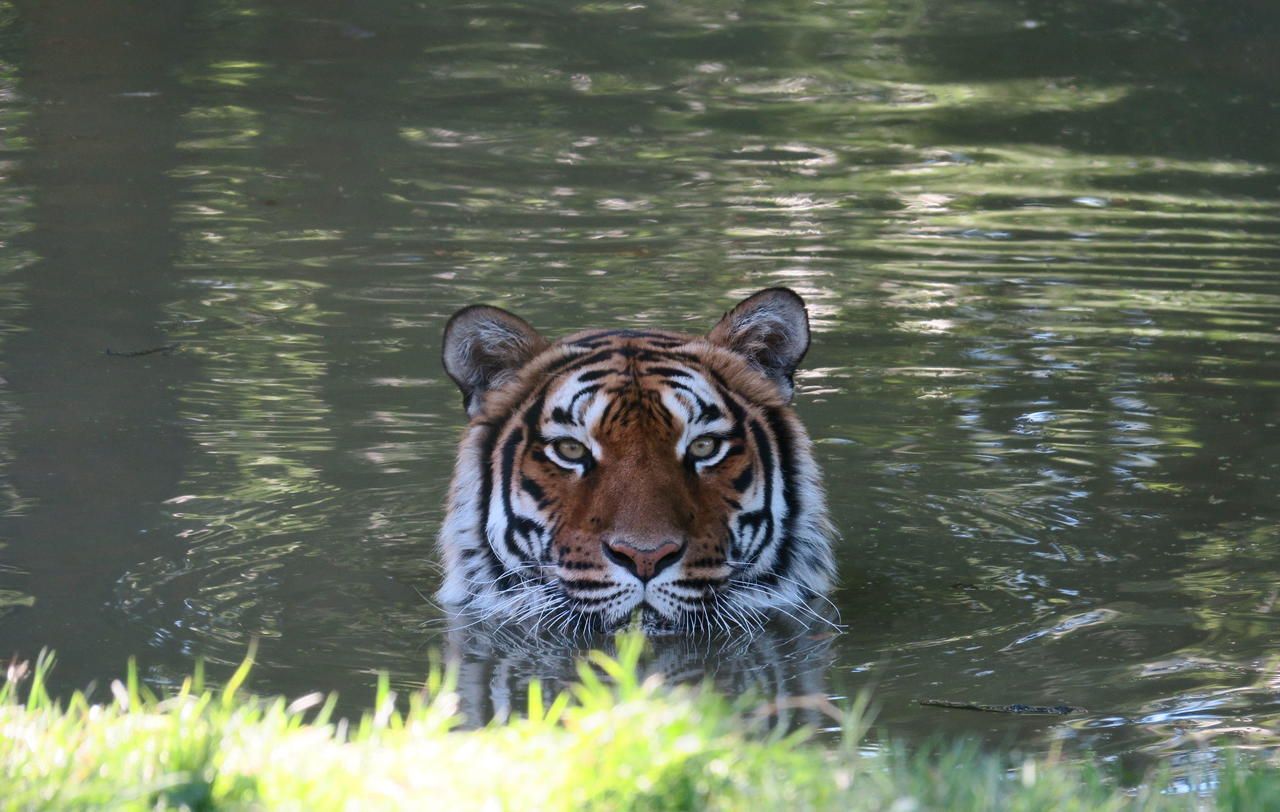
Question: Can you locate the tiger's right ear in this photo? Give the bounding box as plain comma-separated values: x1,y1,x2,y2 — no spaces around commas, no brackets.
442,305,549,417
708,287,810,401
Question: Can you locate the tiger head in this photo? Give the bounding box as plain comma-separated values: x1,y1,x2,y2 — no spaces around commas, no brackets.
436,288,835,635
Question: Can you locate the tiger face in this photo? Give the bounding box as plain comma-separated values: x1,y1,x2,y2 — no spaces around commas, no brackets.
437,288,835,635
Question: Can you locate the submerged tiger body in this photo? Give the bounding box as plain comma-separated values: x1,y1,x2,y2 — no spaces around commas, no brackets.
438,288,835,634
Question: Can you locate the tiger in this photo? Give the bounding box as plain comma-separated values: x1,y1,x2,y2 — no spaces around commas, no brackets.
436,287,836,635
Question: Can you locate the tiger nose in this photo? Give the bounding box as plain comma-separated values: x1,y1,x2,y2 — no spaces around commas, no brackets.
603,538,686,582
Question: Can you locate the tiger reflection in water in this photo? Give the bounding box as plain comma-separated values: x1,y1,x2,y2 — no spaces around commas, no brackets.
444,616,839,730
436,288,838,636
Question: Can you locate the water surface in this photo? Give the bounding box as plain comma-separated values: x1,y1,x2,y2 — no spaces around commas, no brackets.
0,0,1277,769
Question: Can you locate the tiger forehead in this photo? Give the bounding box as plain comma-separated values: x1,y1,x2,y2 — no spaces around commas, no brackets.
538,334,726,429
549,330,710,385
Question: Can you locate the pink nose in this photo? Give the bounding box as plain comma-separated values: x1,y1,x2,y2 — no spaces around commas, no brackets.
603,538,686,582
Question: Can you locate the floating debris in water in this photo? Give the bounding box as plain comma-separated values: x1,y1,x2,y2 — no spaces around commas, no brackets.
918,699,1086,715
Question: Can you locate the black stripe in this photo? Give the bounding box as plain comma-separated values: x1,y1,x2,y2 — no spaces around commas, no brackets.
698,403,723,424
562,594,617,608
731,466,754,493
738,510,766,530
634,349,689,363
541,348,602,375
571,337,617,349
743,419,777,565
644,365,692,379
765,409,800,580
710,379,748,422
662,380,722,426
540,349,621,382
598,391,624,428
498,426,532,563
473,424,511,585
707,383,749,443
520,475,545,502
671,577,728,590
560,579,616,592
567,384,602,416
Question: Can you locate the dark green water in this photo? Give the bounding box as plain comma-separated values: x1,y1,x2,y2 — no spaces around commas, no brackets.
0,0,1277,768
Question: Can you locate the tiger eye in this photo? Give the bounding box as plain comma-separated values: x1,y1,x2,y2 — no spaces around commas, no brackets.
553,438,588,461
688,436,720,460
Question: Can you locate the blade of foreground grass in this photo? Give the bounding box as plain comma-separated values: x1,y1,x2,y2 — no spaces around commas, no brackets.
0,637,1275,811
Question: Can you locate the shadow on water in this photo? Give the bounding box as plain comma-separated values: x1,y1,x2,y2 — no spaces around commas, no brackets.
0,0,1275,773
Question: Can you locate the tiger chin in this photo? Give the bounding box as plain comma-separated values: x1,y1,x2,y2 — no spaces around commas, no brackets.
436,288,836,636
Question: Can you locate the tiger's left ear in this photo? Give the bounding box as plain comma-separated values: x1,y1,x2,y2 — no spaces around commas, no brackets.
708,287,810,400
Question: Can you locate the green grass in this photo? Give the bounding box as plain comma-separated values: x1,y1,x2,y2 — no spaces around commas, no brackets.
2,636,1277,811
